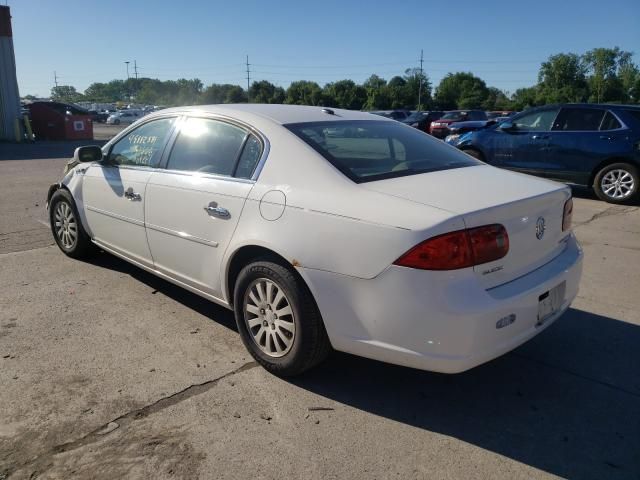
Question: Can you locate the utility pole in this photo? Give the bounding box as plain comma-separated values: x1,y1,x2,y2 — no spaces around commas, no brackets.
134,59,138,80
53,71,59,88
246,55,251,103
417,49,424,111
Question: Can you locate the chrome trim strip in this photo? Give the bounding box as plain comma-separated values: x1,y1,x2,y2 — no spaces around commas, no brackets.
146,222,219,248
152,168,255,184
85,205,144,226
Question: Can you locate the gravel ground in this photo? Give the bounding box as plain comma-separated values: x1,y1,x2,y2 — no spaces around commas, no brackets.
0,146,638,480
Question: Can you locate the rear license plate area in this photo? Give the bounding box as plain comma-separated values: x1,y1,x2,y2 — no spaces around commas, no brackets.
536,281,566,327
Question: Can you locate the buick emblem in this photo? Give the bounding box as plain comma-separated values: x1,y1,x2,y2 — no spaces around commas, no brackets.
535,217,546,240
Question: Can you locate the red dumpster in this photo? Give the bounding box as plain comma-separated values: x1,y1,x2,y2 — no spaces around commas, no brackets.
27,101,93,140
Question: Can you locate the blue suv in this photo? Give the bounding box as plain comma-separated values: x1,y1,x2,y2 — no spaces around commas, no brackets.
455,104,640,204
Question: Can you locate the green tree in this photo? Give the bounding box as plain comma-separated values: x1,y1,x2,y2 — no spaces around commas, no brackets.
536,53,587,103
434,72,489,109
285,80,323,105
202,84,247,104
322,79,367,110
510,86,539,110
50,85,84,103
249,80,285,103
403,68,432,110
583,47,634,103
362,74,390,110
482,87,511,110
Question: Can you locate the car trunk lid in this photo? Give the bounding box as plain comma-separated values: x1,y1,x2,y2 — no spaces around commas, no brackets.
363,165,571,288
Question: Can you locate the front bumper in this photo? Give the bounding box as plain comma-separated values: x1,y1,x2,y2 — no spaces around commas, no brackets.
430,127,450,139
302,234,583,373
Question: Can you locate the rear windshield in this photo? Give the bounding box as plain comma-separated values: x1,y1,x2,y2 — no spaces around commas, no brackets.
441,111,467,120
285,120,481,183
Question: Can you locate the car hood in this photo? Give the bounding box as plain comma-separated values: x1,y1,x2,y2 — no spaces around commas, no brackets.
361,164,565,215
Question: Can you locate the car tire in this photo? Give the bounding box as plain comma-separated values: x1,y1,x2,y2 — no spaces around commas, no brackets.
49,189,96,259
113,119,120,125
233,259,331,376
463,148,484,161
593,162,639,204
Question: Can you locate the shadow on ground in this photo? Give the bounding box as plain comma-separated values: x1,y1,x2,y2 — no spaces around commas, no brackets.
85,252,237,332
0,140,107,161
85,251,639,480
292,309,640,480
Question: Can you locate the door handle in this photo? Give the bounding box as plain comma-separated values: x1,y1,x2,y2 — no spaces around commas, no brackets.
124,188,142,201
599,135,614,140
532,134,549,140
204,202,230,219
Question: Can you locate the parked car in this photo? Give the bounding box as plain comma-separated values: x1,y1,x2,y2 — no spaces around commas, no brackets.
369,110,410,121
402,110,444,133
487,111,516,120
106,109,143,125
430,110,488,138
455,104,640,204
444,120,497,144
47,104,582,376
88,110,110,123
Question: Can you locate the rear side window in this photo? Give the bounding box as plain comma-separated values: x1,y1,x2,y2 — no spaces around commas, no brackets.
286,120,481,183
553,108,605,131
235,134,263,179
600,111,622,131
167,117,247,176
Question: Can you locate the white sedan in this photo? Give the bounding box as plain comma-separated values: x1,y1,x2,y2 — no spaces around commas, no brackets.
47,104,583,376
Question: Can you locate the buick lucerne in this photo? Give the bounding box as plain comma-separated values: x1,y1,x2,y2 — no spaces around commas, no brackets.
47,105,583,376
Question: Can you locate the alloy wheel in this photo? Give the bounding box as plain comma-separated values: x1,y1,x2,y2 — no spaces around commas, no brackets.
601,169,635,200
54,201,78,249
243,278,296,358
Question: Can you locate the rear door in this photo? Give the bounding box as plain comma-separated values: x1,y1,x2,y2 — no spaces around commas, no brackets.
145,116,264,299
547,107,609,184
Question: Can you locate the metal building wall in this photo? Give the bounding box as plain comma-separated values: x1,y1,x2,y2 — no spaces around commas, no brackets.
0,6,21,141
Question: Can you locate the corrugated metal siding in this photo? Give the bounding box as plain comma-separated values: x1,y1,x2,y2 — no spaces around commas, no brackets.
0,6,21,141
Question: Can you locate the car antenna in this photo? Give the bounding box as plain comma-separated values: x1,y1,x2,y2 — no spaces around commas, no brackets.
321,108,336,115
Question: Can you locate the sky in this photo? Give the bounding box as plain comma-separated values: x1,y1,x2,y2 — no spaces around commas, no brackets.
7,0,640,98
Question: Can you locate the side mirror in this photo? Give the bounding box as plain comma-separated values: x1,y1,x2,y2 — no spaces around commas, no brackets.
498,121,515,131
73,145,103,163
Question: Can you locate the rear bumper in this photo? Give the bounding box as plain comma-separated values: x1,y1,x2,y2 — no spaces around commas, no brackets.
302,233,583,373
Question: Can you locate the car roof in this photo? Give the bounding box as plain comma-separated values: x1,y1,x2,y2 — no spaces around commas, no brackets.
154,104,379,125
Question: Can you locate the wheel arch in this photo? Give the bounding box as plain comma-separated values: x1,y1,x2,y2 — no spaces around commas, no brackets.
459,145,486,161
224,244,314,308
589,156,638,188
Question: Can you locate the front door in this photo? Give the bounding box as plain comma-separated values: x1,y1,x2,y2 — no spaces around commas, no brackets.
82,117,177,266
493,107,560,175
145,116,264,299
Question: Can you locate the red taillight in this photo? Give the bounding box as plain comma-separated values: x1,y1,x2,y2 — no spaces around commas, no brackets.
394,224,509,270
562,198,573,231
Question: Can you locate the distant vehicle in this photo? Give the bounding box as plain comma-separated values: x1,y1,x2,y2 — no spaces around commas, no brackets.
46,104,582,376
487,111,516,120
430,110,488,139
369,110,410,121
455,104,640,204
88,110,109,123
444,120,497,145
106,110,143,125
402,111,444,133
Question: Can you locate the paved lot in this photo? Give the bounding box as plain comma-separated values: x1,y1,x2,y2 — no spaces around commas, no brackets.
0,144,639,480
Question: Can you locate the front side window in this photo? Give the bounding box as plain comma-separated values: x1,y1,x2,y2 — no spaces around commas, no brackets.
286,120,481,183
167,117,247,176
513,108,559,131
107,117,176,167
552,107,605,131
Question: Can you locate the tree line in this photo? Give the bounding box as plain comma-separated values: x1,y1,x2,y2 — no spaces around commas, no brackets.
42,47,640,111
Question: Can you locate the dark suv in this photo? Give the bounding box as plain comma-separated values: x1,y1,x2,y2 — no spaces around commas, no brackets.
456,104,640,204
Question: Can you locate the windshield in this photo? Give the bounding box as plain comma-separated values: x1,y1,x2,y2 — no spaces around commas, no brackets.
404,112,425,122
285,120,481,183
